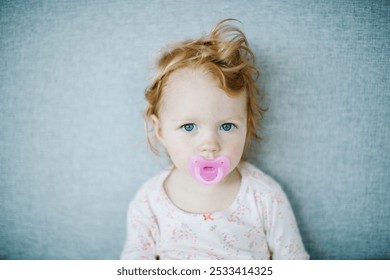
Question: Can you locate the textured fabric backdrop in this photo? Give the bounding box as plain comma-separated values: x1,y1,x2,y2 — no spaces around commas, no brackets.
0,0,389,259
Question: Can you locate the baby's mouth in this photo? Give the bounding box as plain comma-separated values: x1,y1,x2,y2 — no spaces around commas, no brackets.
201,166,218,181
188,156,230,185
203,166,216,173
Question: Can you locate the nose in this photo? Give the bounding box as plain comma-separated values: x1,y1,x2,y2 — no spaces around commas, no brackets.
199,130,220,158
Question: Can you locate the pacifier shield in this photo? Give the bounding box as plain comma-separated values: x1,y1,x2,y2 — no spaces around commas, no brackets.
188,155,230,185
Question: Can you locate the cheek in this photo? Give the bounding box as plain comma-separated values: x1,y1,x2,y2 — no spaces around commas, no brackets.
163,134,193,160
223,132,247,159
226,129,247,147
165,133,189,149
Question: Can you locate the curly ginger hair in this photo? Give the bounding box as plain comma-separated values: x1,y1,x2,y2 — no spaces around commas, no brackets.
144,19,265,153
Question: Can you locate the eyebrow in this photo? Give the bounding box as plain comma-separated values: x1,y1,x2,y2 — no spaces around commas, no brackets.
170,115,246,123
219,115,246,122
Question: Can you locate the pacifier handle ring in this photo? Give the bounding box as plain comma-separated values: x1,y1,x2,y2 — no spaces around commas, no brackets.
194,166,224,185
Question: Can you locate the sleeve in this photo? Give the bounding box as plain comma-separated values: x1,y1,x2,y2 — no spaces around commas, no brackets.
120,187,159,260
263,184,309,260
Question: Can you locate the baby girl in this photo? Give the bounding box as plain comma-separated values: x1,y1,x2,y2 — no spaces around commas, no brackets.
121,19,309,260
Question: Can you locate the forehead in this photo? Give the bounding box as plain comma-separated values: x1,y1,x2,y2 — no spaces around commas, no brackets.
160,67,247,119
165,67,216,94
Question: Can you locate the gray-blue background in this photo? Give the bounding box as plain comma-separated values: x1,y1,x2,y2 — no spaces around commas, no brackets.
1,0,389,259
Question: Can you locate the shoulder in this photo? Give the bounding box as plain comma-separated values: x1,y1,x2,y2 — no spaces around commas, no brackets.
239,161,283,193
135,169,169,196
128,168,171,212
238,161,291,206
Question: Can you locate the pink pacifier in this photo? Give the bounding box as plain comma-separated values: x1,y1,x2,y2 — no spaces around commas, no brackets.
188,155,230,185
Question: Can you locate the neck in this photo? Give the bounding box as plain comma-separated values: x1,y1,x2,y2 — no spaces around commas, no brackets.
163,165,242,214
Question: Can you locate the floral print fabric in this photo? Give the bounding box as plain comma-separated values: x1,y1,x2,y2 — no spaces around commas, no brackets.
121,162,309,260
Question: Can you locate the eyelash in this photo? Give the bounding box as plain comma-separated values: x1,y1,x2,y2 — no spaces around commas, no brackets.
180,123,237,132
181,123,197,132
220,123,236,132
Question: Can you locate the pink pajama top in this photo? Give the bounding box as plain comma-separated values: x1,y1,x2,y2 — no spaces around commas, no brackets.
121,162,309,260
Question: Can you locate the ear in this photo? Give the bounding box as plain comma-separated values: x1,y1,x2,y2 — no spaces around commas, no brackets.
151,114,166,146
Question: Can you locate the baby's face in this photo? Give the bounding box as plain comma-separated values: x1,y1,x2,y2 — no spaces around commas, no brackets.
152,67,247,183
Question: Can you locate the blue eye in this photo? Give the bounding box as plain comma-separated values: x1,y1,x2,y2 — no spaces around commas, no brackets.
181,123,197,132
220,123,234,131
